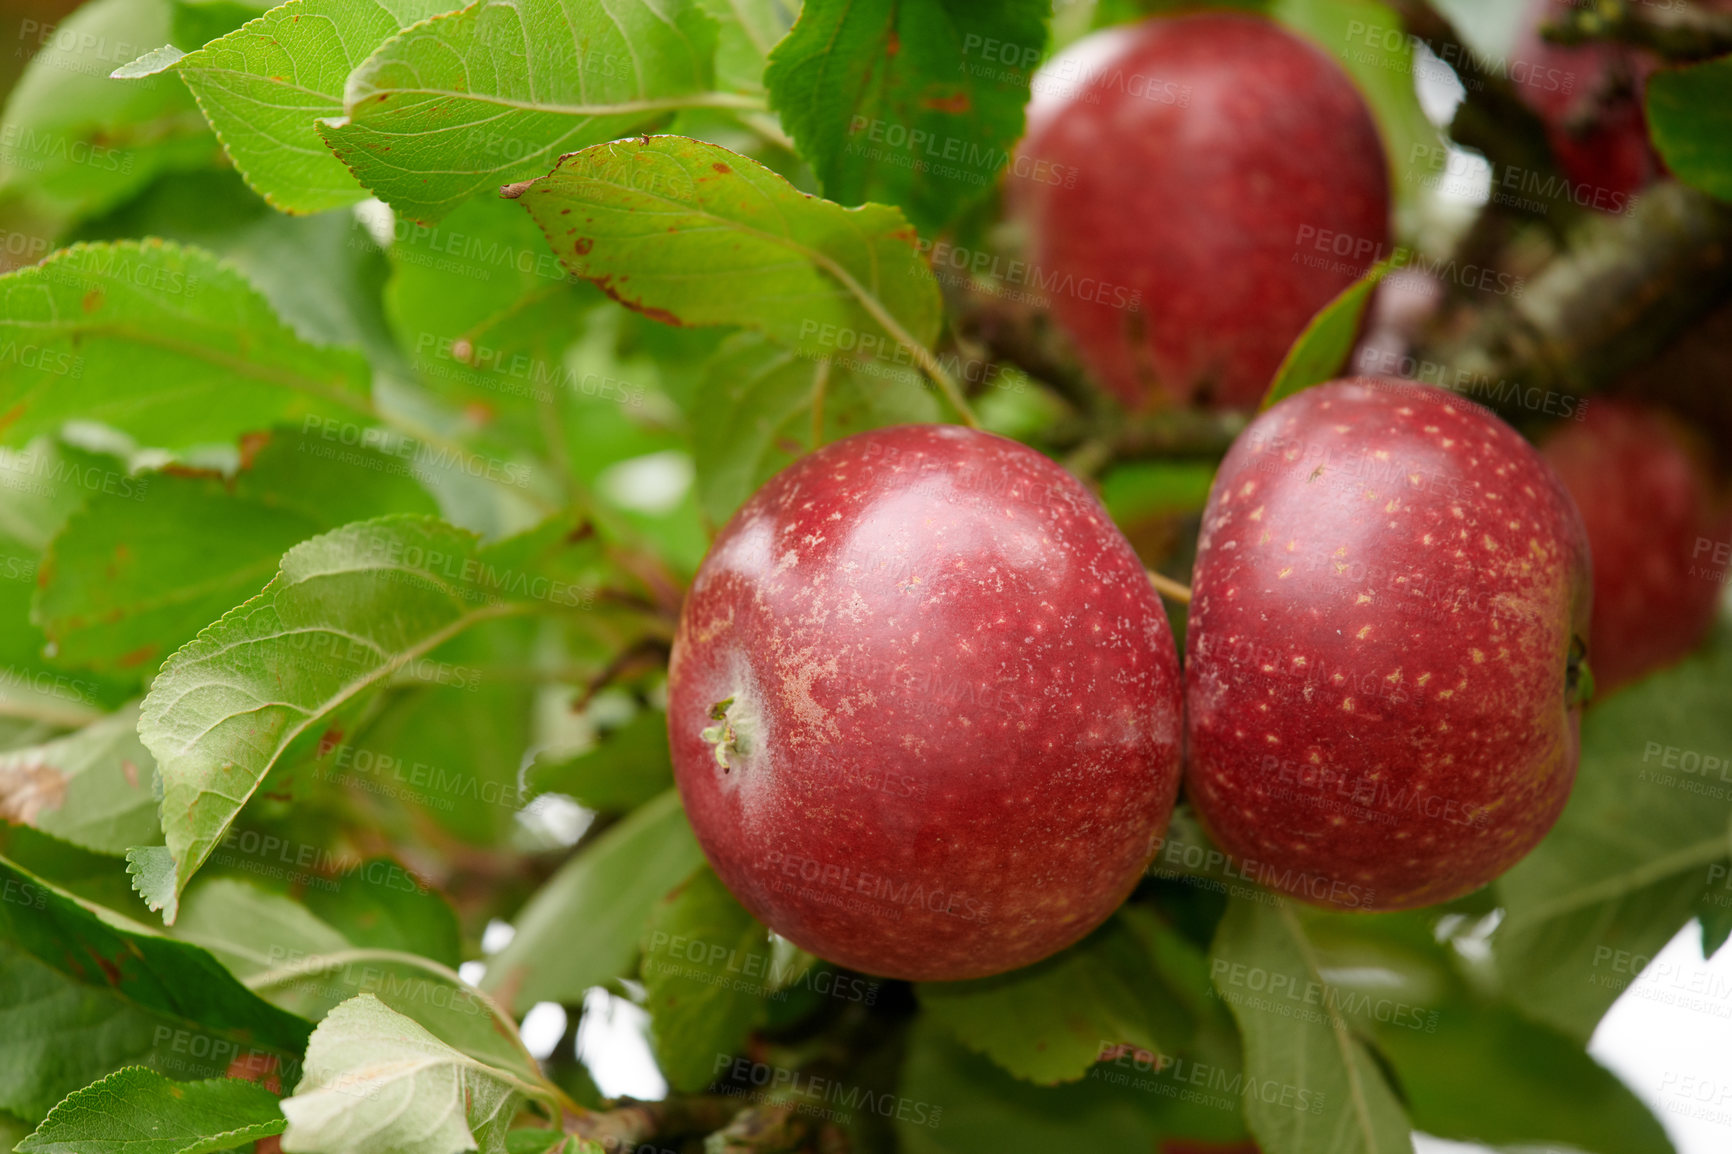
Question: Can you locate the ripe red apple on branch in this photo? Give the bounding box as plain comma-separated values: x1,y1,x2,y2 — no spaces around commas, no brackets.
1185,380,1591,910
667,425,1183,981
1010,12,1391,410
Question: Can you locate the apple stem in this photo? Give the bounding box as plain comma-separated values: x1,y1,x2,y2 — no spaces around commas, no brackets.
1146,570,1192,604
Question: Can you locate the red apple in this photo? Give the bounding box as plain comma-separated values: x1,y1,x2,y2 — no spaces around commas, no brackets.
667,425,1182,980
1542,400,1729,693
1009,13,1391,410
1185,380,1591,911
1509,0,1732,207
1511,0,1660,205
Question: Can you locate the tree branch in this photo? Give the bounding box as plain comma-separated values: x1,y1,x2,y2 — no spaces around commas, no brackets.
1543,0,1732,61
1414,181,1732,405
565,1095,743,1148
1386,0,1583,231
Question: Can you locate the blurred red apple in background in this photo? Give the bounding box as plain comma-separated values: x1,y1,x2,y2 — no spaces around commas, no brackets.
1510,0,1661,204
1542,400,1729,693
1010,13,1391,410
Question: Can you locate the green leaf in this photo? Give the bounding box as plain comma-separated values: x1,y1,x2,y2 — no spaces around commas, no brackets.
116,0,458,214
894,1013,1249,1154
73,168,403,356
1098,460,1218,526
15,1067,285,1154
700,0,794,95
172,878,352,978
641,867,768,1092
1702,902,1732,960
1210,898,1411,1154
505,1131,585,1154
1261,256,1397,410
918,912,1194,1086
383,196,595,441
332,616,536,845
482,789,705,1012
1375,1005,1674,1154
279,994,529,1154
0,825,158,919
1498,631,1732,947
0,0,217,221
0,242,371,452
133,515,558,921
0,703,159,856
503,135,941,363
35,430,437,679
317,0,722,223
1648,56,1732,204
689,331,938,526
298,860,462,967
1493,869,1712,1042
173,877,541,1083
0,856,310,1121
763,0,1048,232
526,708,674,813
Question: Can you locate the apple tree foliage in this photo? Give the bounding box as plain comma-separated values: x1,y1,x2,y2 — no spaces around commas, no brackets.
0,0,1728,1151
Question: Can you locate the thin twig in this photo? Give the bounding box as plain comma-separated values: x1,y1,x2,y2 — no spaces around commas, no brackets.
1146,570,1192,604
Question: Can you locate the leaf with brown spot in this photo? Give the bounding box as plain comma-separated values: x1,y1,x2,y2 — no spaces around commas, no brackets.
0,760,65,826
0,703,158,854
507,136,939,362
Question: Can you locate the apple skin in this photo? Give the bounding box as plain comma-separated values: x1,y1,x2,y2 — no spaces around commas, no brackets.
668,425,1183,980
1185,380,1591,911
1010,13,1390,410
1542,401,1729,694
